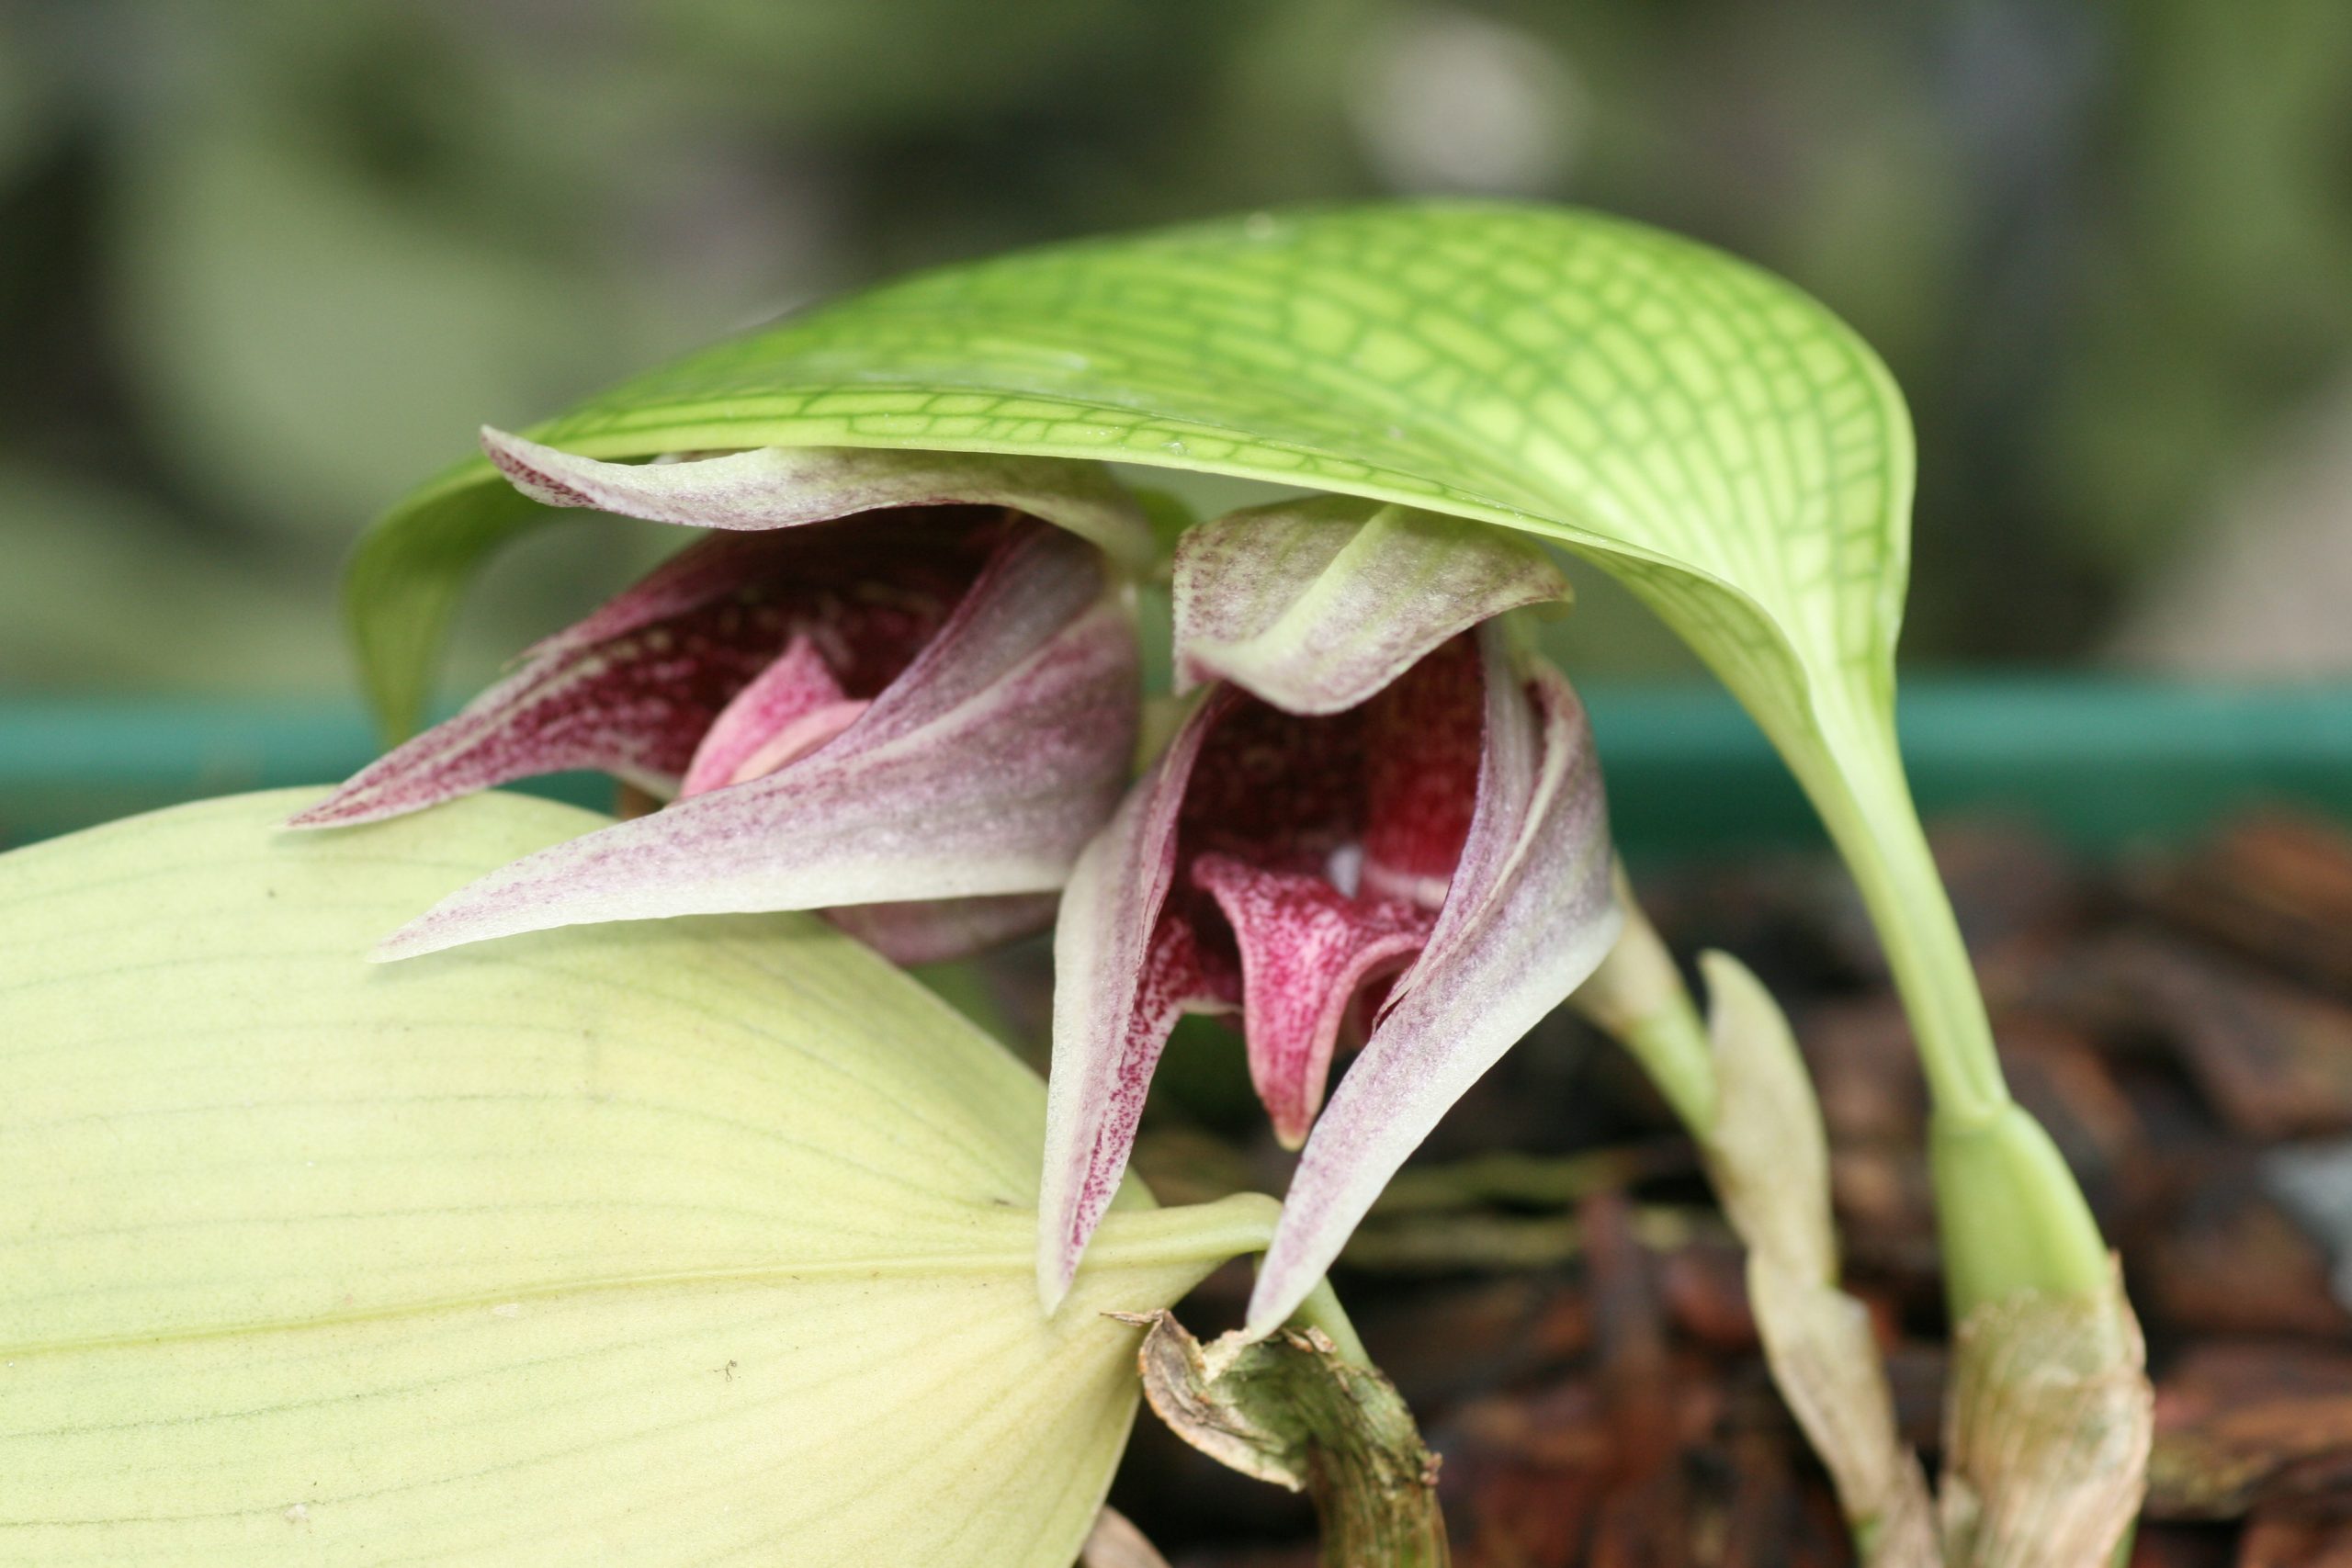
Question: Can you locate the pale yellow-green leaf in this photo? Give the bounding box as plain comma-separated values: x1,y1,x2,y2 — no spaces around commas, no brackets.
0,790,1277,1566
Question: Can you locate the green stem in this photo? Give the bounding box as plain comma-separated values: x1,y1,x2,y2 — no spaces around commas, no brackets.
1807,702,2007,1125
1804,699,2113,1313
1571,864,1715,1129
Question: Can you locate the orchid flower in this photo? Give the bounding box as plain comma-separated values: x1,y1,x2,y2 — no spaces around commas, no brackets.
292,430,1152,965
1038,497,1625,1337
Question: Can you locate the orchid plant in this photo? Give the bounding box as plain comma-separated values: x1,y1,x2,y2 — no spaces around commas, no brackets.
0,203,2156,1563
345,203,2125,1327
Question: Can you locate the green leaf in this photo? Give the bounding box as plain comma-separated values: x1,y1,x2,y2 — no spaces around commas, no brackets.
0,790,1276,1565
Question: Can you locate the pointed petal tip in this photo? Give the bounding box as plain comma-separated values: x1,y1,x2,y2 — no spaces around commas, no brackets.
1036,1252,1076,1319
368,927,436,964
368,901,487,964
1238,1283,1292,1345
477,424,537,466
280,790,394,831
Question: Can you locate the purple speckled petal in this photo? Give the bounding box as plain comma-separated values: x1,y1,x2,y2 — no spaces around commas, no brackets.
372,525,1138,960
1035,692,1239,1314
1245,633,1622,1337
1174,496,1569,715
288,533,822,827
483,428,1155,571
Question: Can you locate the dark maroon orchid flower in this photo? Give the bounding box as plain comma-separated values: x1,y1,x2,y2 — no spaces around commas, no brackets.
292,431,1151,965
1038,498,1624,1336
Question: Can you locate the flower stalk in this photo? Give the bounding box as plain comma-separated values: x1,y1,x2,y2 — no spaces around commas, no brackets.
1119,1307,1449,1568
1798,697,2114,1317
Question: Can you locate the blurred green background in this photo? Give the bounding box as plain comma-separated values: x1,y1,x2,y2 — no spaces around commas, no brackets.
3,0,2348,702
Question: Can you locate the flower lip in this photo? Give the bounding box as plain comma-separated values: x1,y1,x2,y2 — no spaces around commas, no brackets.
1140,632,1492,1146
1189,851,1428,1148
673,635,867,798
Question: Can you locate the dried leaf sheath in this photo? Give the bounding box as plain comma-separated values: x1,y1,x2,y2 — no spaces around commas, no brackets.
1697,952,1939,1563
1119,1311,1449,1568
